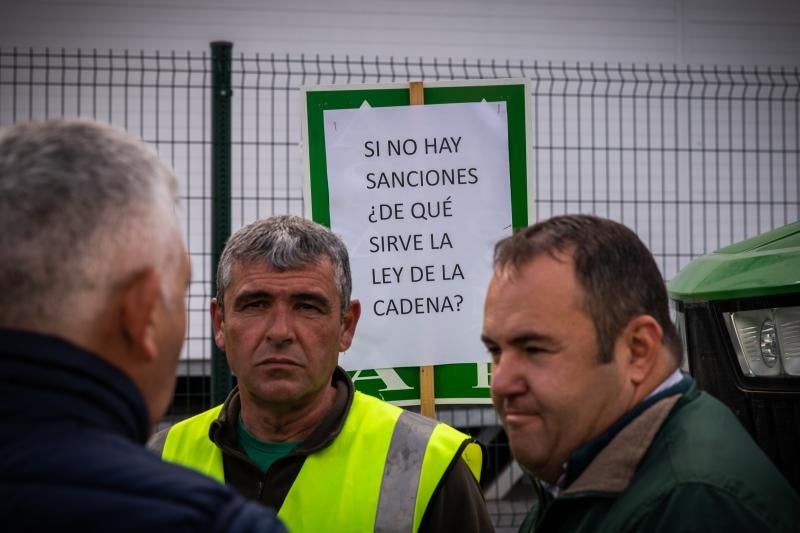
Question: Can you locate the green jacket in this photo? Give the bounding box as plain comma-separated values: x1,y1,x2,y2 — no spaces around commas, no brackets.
521,381,800,533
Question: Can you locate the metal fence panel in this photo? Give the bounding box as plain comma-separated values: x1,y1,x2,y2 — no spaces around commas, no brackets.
0,47,215,417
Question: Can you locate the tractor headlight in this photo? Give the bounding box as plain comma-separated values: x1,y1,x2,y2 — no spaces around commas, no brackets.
671,303,689,372
724,307,800,377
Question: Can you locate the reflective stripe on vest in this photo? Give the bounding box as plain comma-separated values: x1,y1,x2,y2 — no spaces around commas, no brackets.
162,392,482,533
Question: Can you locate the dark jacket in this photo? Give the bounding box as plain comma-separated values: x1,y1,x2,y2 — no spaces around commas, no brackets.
150,367,494,532
0,328,286,533
521,378,800,533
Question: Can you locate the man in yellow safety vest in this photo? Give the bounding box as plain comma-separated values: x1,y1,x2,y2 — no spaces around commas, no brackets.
149,215,491,533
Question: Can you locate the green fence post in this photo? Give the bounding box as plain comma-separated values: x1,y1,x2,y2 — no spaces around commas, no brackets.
210,41,233,405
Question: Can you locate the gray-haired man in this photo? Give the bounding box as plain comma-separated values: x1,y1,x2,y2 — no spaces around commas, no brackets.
150,215,493,533
0,119,285,533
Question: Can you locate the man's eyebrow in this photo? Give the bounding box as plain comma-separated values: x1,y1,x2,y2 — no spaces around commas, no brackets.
232,290,332,308
293,292,332,308
508,332,557,346
232,290,272,306
480,331,556,346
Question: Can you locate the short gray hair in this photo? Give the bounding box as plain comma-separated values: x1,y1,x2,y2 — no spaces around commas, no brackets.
0,119,179,328
216,215,352,313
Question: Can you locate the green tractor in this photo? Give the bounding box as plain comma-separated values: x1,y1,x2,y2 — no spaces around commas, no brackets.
668,220,800,491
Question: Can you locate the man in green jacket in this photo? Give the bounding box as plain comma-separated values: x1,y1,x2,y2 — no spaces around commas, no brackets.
481,214,800,533
150,215,491,533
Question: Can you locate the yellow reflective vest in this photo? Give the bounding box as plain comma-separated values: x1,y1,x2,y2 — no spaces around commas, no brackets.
162,391,482,533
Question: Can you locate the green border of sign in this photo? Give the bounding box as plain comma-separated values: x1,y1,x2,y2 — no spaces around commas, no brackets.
344,363,493,406
302,79,531,405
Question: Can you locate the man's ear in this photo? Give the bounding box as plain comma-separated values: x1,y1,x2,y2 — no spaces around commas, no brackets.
210,298,226,351
617,314,663,385
120,268,162,361
339,299,361,352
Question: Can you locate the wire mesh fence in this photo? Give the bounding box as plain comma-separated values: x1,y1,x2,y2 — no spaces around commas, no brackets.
0,47,216,423
226,54,800,280
2,46,799,532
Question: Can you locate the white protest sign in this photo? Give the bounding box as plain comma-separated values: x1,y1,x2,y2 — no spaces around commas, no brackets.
323,101,512,370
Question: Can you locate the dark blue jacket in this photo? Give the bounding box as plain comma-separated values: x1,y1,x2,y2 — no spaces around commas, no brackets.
0,328,286,533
